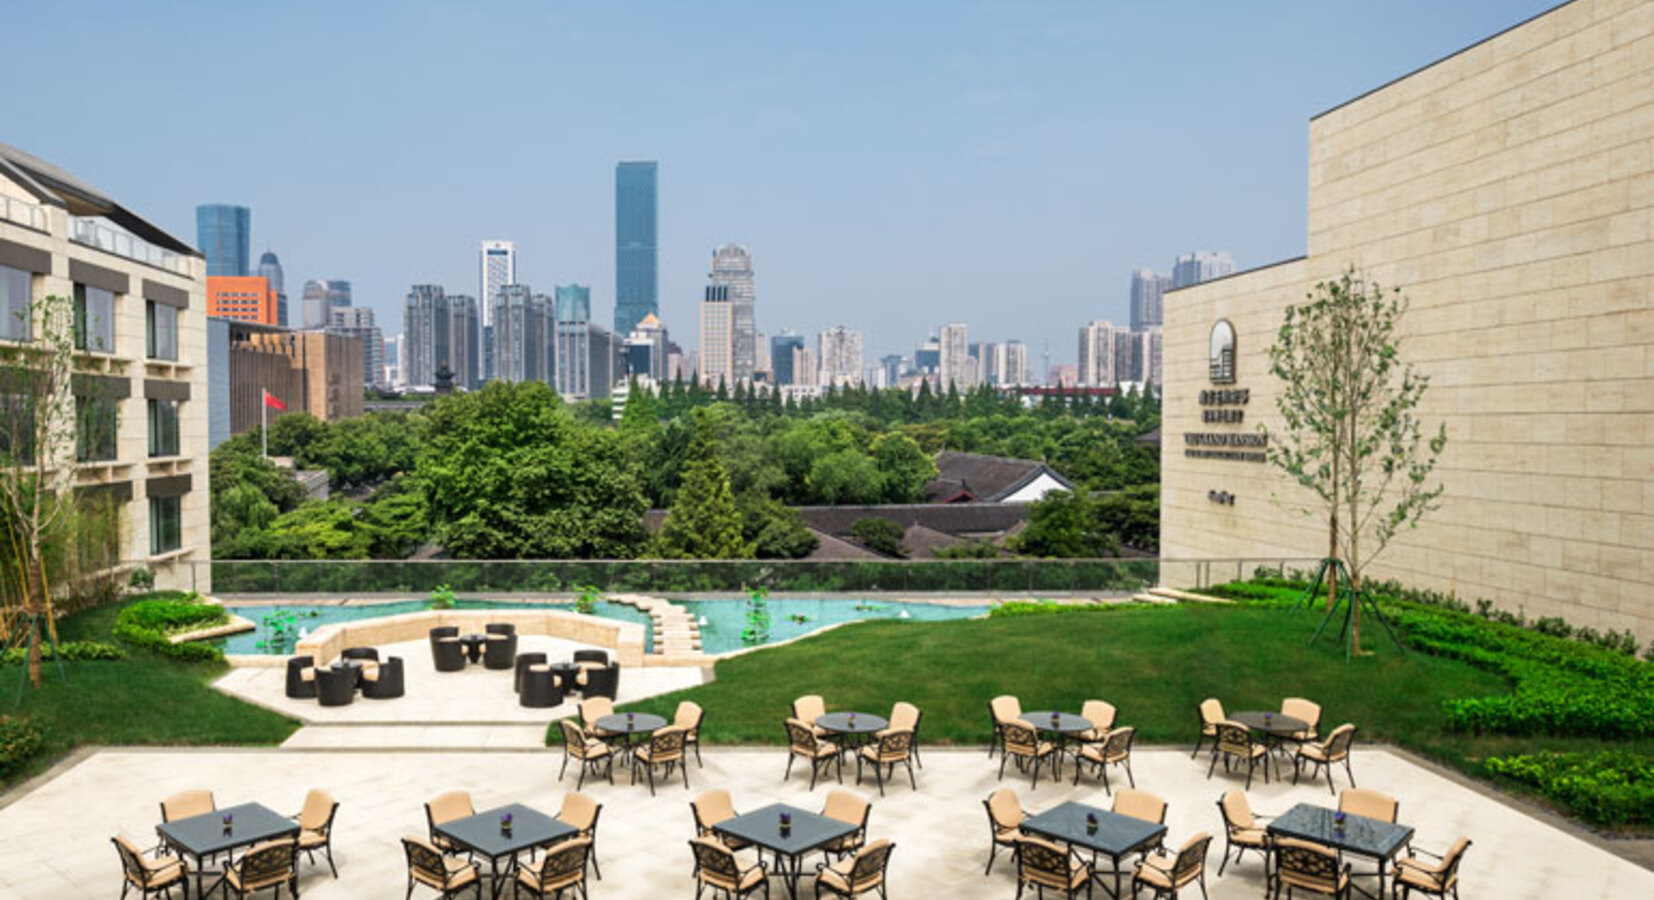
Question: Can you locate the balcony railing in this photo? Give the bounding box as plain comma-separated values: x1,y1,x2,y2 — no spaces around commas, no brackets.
0,194,50,231
70,217,190,276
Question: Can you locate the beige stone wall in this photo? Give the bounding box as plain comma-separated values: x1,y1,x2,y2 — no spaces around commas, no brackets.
1163,0,1654,638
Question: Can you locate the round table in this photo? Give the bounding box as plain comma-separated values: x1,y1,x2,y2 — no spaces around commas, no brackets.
548,662,583,692
595,712,668,738
329,659,364,689
1230,710,1309,739
1022,711,1094,775
816,712,889,757
457,634,487,664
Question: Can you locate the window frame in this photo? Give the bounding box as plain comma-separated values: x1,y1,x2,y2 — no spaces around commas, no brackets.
75,394,119,463
73,282,117,354
148,494,182,555
146,300,178,361
0,264,32,343
147,398,179,458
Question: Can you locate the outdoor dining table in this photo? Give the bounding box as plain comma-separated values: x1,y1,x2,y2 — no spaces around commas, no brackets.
1232,710,1311,764
815,711,887,757
432,802,577,900
458,633,488,664
713,802,857,900
1019,800,1167,900
1267,802,1415,899
1022,710,1093,776
155,802,299,899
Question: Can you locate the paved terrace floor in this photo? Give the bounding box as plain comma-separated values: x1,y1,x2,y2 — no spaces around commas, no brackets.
2,747,1647,899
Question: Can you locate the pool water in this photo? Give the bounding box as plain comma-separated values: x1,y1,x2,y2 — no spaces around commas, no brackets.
214,599,655,655
679,598,988,655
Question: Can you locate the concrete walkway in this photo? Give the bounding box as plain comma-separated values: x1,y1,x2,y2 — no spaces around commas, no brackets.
2,747,1647,899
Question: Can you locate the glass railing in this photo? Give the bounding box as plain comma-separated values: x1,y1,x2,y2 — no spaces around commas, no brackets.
69,217,190,275
153,557,1321,597
0,194,50,231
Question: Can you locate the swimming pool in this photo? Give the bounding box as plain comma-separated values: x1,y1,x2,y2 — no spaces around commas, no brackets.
679,598,988,655
214,599,655,655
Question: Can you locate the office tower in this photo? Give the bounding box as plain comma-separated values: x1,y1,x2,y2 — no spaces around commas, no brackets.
256,251,287,326
709,243,756,381
623,312,669,381
329,306,386,390
479,241,516,328
384,334,404,388
587,324,621,399
555,285,592,398
938,322,970,388
1078,321,1120,386
206,276,279,325
1003,340,1028,387
300,279,328,328
195,203,250,277
1130,269,1171,332
700,284,734,387
615,161,658,335
914,336,941,375
403,285,478,389
1171,251,1235,289
879,355,904,387
770,331,805,386
818,326,863,387
325,280,351,316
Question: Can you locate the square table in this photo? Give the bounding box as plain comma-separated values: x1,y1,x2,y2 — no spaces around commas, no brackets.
156,802,299,899
714,802,857,900
1020,800,1167,899
1267,802,1415,899
433,803,577,900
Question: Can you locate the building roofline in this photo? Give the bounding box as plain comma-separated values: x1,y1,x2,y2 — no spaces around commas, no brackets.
1163,255,1307,295
1310,0,1578,122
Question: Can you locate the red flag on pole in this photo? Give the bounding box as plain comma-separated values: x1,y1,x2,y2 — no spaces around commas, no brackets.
263,390,287,412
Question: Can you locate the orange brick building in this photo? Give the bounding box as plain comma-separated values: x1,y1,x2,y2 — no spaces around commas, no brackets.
206,275,278,324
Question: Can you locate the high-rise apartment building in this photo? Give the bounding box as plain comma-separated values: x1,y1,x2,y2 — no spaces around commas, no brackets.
206,276,279,325
479,241,516,328
384,334,404,389
938,322,970,388
555,285,592,398
1171,251,1235,289
879,355,905,388
587,324,621,399
817,325,863,387
256,251,286,327
1113,330,1143,384
699,284,734,387
403,285,479,390
615,161,658,336
1003,341,1028,386
1130,269,1171,332
195,203,250,278
1077,321,1120,386
329,306,386,390
792,346,817,389
1145,327,1163,391
709,244,756,382
491,285,551,385
770,331,805,386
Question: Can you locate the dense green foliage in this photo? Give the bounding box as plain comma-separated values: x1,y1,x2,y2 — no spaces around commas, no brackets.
849,518,906,557
987,600,1139,617
655,424,752,559
1483,751,1654,826
0,716,46,778
1013,489,1121,557
1,640,122,665
111,592,227,663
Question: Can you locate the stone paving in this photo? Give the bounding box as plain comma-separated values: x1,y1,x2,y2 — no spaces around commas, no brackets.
3,746,1648,899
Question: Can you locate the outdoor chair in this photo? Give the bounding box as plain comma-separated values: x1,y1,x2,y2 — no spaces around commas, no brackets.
1208,721,1269,789
284,656,316,699
341,646,379,662
292,788,340,878
1393,838,1471,900
554,793,604,881
514,837,590,900
1132,832,1212,900
579,697,615,731
483,631,518,670
856,728,916,796
1074,726,1136,792
784,717,842,789
1294,724,1357,795
111,834,188,900
558,720,615,790
578,662,619,699
1113,788,1167,826
987,695,1021,759
689,836,770,900
572,649,608,667
1215,790,1271,878
429,626,459,644
819,789,872,861
315,665,357,707
1016,835,1093,899
520,666,564,709
981,788,1027,876
515,653,548,693
432,636,466,672
1273,837,1352,898
814,838,893,900
691,789,752,851
1192,698,1225,759
402,836,482,899
1338,789,1397,824
157,790,214,860
485,622,516,637
997,720,1058,788
793,694,829,736
632,725,690,795
425,790,475,855
222,835,299,899
362,656,405,699
877,701,923,768
1281,698,1322,745
1077,699,1118,743
675,700,706,767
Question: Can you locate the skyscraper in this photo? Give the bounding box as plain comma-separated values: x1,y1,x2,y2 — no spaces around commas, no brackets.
709,244,756,382
480,240,516,381
556,285,592,398
403,285,479,390
770,331,805,386
699,284,734,387
445,294,480,389
325,280,351,316
301,279,329,329
256,250,287,327
879,354,905,388
1078,321,1119,386
195,204,250,277
938,322,970,388
492,285,553,385
1171,251,1235,288
1113,329,1142,384
330,306,386,390
1130,269,1171,332
615,161,658,336
624,312,669,382
1003,341,1029,387
818,326,863,387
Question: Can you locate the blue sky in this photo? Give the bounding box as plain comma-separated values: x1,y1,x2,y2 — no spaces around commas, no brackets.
5,0,1557,367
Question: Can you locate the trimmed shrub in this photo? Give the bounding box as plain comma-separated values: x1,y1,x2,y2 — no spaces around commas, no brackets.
0,641,123,666
989,600,1145,618
0,716,46,778
1483,752,1654,827
113,594,226,663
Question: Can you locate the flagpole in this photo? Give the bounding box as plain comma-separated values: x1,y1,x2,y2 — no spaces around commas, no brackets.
262,387,268,458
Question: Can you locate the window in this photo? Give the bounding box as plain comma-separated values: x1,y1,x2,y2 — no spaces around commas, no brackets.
74,283,116,353
75,396,119,462
146,301,177,360
0,393,35,465
148,495,181,555
0,264,31,342
147,398,179,457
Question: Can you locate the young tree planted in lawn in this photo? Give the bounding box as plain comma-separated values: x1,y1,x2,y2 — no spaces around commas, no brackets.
655,421,753,559
1264,268,1447,652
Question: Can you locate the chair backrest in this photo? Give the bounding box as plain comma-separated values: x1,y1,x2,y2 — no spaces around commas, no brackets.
403,837,448,886
426,790,473,828
531,837,590,889
1102,725,1136,759
572,649,609,665
849,839,894,889
485,622,515,636
888,701,920,731
1282,697,1321,731
1214,721,1254,756
1323,723,1356,760
1171,832,1212,884
873,728,914,759
1276,837,1344,893
1018,835,1075,889
786,717,820,751
648,726,686,760
160,790,214,822
235,838,297,889
675,700,704,731
1339,788,1398,823
1199,698,1225,726
692,789,738,832
559,719,588,754
990,695,1021,722
580,696,614,725
1439,837,1473,887
822,789,870,830
1217,790,1254,832
429,626,458,641
689,837,742,889
298,789,338,834
558,792,600,832
1001,720,1039,755
111,835,147,885
1081,700,1117,732
984,789,1023,830
1113,788,1167,824
793,694,826,722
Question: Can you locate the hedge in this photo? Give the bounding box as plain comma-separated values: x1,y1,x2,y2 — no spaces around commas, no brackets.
988,600,1148,618
0,716,46,778
112,595,226,663
0,641,123,666
1483,752,1654,827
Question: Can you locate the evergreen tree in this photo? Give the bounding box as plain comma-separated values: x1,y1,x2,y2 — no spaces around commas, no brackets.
654,423,753,559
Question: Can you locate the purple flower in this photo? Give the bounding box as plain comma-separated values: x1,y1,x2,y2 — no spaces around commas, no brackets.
222,814,233,825
1086,813,1098,825
1334,812,1346,827
502,813,513,826
779,812,792,825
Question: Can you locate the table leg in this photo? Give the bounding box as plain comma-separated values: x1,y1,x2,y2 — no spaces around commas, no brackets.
489,853,504,900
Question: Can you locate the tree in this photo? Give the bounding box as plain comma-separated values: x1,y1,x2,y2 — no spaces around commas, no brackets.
1264,268,1447,653
1013,490,1119,558
807,450,883,505
655,424,752,559
869,433,937,503
849,518,906,557
740,496,818,559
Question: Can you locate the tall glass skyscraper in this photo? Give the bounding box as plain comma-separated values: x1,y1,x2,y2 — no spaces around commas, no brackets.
614,161,658,336
196,204,251,277
257,250,287,327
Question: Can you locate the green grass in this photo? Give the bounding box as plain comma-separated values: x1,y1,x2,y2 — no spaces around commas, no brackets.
1,596,300,788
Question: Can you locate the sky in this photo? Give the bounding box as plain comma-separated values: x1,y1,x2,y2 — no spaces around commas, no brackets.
4,0,1560,369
